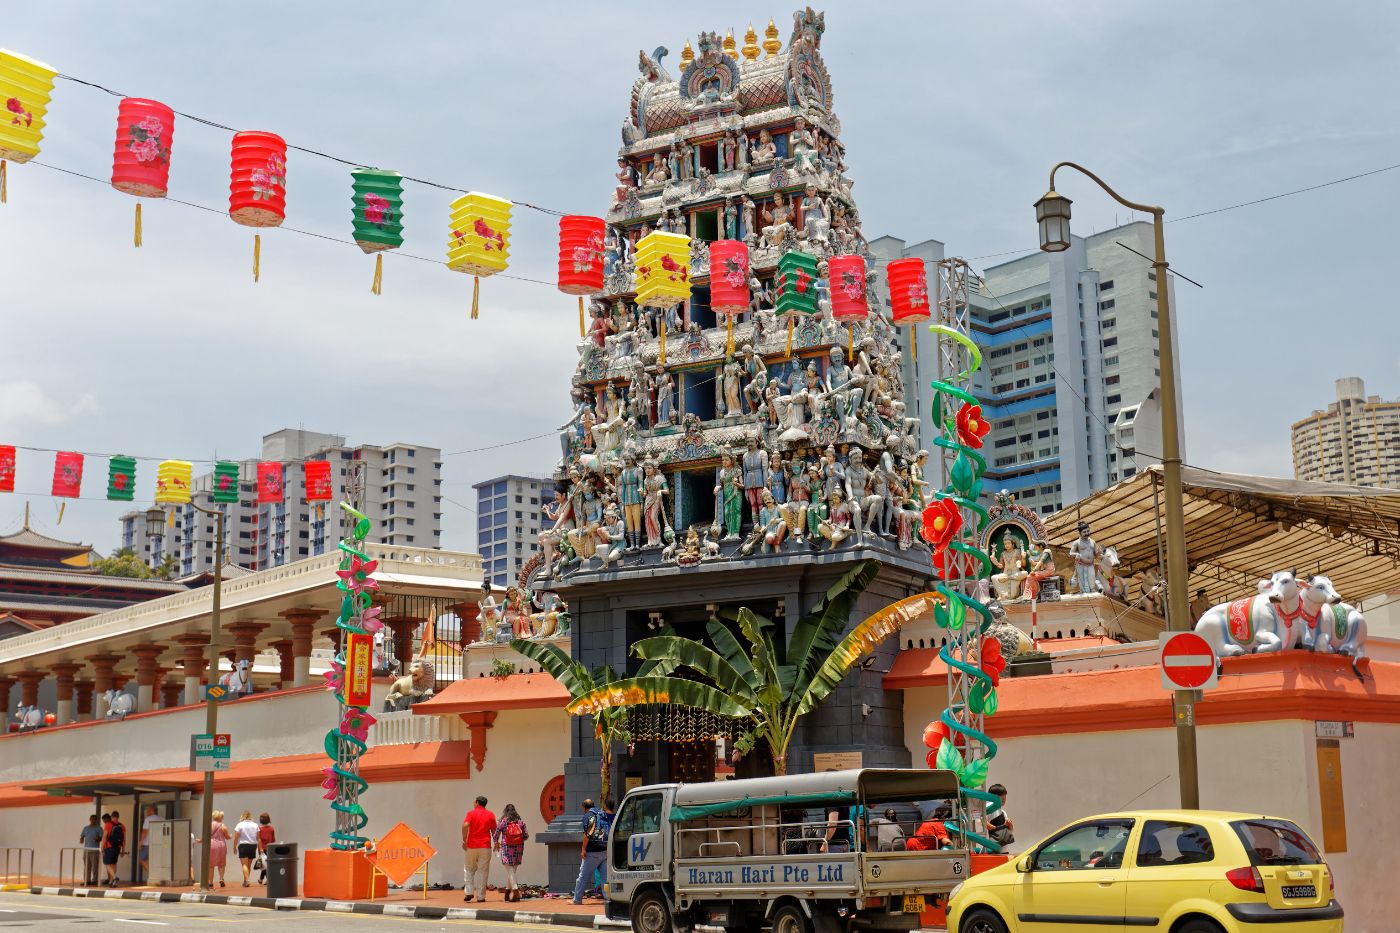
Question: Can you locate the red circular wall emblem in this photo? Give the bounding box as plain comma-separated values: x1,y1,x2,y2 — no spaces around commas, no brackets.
540,775,566,823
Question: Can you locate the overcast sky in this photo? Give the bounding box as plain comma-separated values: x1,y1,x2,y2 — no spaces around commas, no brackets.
3,1,1398,555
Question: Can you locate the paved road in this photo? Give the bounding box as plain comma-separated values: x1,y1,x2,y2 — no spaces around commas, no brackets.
0,892,569,931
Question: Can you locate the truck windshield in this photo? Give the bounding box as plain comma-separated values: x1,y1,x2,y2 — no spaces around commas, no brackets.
613,793,664,871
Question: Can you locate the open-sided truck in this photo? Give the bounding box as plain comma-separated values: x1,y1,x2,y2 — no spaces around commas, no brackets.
606,768,970,933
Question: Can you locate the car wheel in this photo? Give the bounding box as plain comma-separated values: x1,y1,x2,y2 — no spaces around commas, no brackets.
1173,919,1224,933
631,890,672,933
771,904,812,933
960,907,1008,933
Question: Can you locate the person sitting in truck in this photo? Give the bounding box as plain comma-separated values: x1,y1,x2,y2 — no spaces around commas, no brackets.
780,808,808,855
906,804,952,851
872,808,903,851
823,805,853,853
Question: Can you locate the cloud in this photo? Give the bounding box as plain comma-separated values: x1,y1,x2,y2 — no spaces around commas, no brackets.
0,382,100,432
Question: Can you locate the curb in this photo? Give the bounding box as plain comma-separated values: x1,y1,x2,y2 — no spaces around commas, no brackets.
25,886,629,926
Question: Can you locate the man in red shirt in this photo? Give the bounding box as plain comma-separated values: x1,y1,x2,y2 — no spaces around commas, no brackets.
461,796,497,902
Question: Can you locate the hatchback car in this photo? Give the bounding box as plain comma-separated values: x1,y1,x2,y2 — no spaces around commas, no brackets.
946,809,1341,932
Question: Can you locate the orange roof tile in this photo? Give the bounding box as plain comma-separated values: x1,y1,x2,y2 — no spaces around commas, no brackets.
412,672,569,716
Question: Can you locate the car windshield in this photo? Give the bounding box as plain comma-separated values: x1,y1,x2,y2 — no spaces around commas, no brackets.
1231,819,1322,866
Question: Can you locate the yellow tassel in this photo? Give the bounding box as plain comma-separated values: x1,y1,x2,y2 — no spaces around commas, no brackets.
0,159,6,204
371,254,383,295
56,502,66,525
578,296,585,337
253,234,261,283
912,336,918,362
134,202,142,248
726,315,735,356
471,276,480,320
167,508,175,528
785,316,794,358
659,320,667,367
847,324,853,359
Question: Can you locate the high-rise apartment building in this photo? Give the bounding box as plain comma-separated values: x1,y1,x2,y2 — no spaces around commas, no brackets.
474,475,552,587
875,222,1182,516
118,429,443,576
1291,377,1400,487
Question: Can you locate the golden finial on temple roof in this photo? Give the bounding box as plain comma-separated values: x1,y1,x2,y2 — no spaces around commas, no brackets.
723,29,738,61
680,39,694,72
741,24,760,61
763,18,781,57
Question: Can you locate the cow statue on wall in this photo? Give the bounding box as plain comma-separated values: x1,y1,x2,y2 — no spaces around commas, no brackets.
1193,570,1304,661
1297,574,1369,679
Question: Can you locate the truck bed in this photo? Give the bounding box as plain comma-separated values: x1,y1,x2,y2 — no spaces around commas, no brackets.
673,849,968,901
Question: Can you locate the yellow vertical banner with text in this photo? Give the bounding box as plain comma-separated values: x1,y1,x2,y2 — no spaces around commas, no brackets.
344,633,374,708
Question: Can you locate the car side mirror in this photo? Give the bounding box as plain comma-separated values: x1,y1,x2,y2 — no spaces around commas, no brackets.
1015,855,1032,873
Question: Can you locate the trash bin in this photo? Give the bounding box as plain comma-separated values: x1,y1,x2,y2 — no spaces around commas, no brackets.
264,843,298,898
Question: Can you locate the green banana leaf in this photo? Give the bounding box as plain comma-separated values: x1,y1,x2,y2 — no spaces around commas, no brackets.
568,676,753,719
632,635,756,700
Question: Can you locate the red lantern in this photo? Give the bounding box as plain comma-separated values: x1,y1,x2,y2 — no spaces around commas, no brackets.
111,98,174,247
707,239,749,356
51,452,83,498
230,130,287,283
0,445,14,493
257,462,284,503
304,460,333,502
558,215,606,336
887,257,930,325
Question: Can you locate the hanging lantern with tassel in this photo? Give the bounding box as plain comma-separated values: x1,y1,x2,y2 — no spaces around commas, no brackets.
51,451,83,499
774,250,819,357
350,168,404,294
0,49,57,204
557,215,606,337
886,257,931,361
828,254,868,357
229,131,287,283
634,230,691,366
106,455,136,502
303,460,333,501
155,460,193,504
448,192,512,319
256,461,284,503
0,444,14,493
707,239,749,357
212,461,240,504
111,98,174,247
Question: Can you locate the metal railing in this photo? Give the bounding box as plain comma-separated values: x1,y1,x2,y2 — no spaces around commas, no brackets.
0,848,33,889
58,847,97,887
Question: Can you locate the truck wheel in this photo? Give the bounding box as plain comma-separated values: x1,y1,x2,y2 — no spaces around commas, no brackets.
771,904,812,933
631,890,672,933
959,908,1007,933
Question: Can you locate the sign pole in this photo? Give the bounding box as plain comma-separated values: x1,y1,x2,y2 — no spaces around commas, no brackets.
194,504,225,890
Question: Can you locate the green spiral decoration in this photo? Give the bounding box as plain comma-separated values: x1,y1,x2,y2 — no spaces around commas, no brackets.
921,323,1004,854
327,502,375,850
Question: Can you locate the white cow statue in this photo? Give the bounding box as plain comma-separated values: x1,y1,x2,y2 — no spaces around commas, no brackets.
1194,570,1303,660
1298,574,1369,678
103,689,136,720
13,705,45,731
1095,547,1128,601
220,658,253,695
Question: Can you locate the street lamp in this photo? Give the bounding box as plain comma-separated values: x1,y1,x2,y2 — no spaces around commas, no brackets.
1035,162,1199,809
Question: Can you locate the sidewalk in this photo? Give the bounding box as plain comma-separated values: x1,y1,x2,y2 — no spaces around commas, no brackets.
20,877,623,926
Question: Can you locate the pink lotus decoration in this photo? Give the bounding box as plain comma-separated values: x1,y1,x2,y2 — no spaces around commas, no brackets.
360,605,384,635
339,708,377,743
323,660,344,693
321,766,339,799
336,556,379,595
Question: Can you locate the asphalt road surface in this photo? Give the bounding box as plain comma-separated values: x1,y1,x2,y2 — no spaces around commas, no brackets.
0,893,568,931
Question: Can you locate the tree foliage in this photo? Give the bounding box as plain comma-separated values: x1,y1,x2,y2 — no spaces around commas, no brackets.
93,547,153,579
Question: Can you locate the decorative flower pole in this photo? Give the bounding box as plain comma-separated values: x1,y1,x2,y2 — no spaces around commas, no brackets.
919,257,1005,851
323,502,382,850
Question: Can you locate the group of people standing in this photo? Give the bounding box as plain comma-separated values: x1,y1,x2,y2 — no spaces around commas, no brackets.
78,810,125,886
461,796,531,902
203,809,277,887
80,807,277,889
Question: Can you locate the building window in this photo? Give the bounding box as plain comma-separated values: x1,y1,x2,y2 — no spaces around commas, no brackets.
1032,338,1046,347
1014,342,1028,352
1104,355,1119,366
1099,299,1115,311
1149,291,1157,300
1099,280,1114,291
1101,318,1116,329
1103,337,1118,348
516,495,523,503
1106,394,1122,405
1105,375,1120,386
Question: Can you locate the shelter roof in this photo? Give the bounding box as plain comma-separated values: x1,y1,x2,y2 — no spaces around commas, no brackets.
0,526,90,552
1044,465,1400,604
412,672,569,716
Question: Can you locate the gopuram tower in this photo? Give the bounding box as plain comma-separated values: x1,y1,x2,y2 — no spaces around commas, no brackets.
530,9,937,886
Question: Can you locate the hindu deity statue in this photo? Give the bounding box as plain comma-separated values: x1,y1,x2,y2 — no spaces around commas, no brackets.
713,451,744,540
642,460,670,548
790,116,819,174
758,490,787,553
760,191,795,247
1023,539,1057,600
751,128,777,165
990,530,1029,602
617,452,645,552
595,506,627,569
1068,521,1100,594
741,435,769,524
655,369,676,426
818,488,854,550
825,346,864,420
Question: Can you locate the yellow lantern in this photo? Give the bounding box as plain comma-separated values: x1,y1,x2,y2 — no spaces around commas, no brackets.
0,49,58,203
634,230,691,365
447,192,512,319
154,459,193,504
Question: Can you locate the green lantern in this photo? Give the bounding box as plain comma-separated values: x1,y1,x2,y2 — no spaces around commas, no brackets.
774,250,820,355
212,461,240,504
351,167,405,295
107,455,136,501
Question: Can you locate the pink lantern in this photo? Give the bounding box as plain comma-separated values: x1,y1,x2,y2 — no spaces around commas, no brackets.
111,98,175,247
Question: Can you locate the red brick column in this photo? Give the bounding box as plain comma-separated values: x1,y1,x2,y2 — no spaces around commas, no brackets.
450,601,482,644
16,670,44,709
74,680,94,719
320,626,342,655
160,673,183,709
51,662,82,724
0,675,15,721
270,640,294,689
281,609,323,687
382,618,421,674
85,653,119,719
131,644,166,713
174,634,210,706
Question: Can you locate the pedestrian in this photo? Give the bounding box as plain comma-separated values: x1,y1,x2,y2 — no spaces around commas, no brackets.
139,804,158,882
79,815,103,886
233,810,260,887
572,797,613,904
461,795,496,902
203,809,231,888
103,810,126,887
494,803,529,902
987,783,1014,847
255,813,276,884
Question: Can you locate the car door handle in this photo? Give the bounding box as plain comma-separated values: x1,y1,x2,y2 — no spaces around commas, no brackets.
1097,881,1115,887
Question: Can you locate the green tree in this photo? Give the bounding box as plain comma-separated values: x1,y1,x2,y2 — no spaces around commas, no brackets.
510,638,677,801
569,559,930,776
153,555,180,581
93,547,153,579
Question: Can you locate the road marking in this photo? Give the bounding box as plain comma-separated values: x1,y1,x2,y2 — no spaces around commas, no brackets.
113,921,168,926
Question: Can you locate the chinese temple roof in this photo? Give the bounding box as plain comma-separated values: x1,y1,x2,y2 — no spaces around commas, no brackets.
0,525,95,570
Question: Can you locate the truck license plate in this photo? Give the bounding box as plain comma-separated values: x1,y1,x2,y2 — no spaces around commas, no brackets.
901,896,924,914
1281,885,1316,899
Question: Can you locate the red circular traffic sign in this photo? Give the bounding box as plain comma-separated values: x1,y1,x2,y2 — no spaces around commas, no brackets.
1160,632,1217,689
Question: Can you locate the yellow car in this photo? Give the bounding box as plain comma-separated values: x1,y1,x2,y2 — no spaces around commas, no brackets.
946,810,1341,933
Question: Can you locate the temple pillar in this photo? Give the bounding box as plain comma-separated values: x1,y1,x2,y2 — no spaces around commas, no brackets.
0,675,14,721
131,645,166,713
160,670,183,709
270,640,294,689
74,680,94,720
449,601,482,644
174,634,210,706
382,617,422,674
320,626,342,655
281,609,323,687
16,670,43,710
225,623,268,695
51,662,82,724
86,654,119,719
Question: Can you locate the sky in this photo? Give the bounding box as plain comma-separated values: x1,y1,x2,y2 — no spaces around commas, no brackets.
3,1,1398,555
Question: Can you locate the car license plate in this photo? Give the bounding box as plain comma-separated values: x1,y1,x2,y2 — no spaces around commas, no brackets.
1281,885,1316,899
901,896,924,914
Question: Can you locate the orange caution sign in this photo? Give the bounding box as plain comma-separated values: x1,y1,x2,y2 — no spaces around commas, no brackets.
366,822,436,887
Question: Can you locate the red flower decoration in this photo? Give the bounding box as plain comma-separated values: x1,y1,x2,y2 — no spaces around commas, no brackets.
336,555,380,595
920,498,962,554
956,403,991,449
473,217,505,251
979,636,1006,687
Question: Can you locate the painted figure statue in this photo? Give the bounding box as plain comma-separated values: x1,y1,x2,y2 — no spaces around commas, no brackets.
713,451,744,540
741,436,768,525
643,461,670,548
1194,570,1304,659
617,452,645,552
1298,575,1369,677
1023,539,1057,600
1067,521,1100,595
990,530,1028,602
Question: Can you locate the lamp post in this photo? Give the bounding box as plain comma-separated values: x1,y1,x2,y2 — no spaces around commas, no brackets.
149,498,227,887
1034,163,1199,809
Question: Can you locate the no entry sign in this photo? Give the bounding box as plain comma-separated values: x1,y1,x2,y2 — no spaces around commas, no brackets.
1159,631,1218,691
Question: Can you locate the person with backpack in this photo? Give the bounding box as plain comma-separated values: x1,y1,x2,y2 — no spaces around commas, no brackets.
572,797,614,905
103,810,127,887
494,804,529,902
